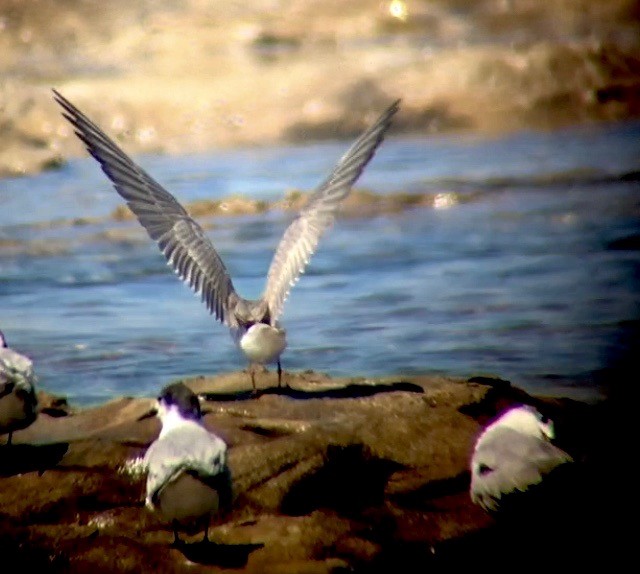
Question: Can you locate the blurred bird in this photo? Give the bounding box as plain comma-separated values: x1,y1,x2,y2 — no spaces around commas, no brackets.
0,330,38,445
470,404,574,513
53,90,400,391
143,381,232,545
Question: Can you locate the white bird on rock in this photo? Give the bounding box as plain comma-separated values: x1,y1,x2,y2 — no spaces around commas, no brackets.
53,90,400,391
470,404,574,513
0,330,38,445
143,381,232,545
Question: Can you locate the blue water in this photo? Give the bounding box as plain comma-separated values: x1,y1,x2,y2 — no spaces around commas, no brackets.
1,120,639,406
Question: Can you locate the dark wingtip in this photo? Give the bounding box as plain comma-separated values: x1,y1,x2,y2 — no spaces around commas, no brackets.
52,89,79,126
385,98,401,127
52,88,69,110
383,98,401,120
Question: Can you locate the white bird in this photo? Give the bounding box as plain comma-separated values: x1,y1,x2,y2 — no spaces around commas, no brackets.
53,90,400,391
469,404,574,513
0,330,38,445
143,381,232,545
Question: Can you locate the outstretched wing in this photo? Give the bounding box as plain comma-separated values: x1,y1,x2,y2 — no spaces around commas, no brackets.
53,90,238,327
264,99,400,322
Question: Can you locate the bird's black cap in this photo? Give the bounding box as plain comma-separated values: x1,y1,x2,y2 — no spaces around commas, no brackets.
157,382,202,420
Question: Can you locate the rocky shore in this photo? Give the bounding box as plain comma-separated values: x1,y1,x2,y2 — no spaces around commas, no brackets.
1,371,620,572
1,0,639,177
0,2,628,570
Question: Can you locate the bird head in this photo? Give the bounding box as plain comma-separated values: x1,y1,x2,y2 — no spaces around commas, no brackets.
487,404,555,441
156,381,202,423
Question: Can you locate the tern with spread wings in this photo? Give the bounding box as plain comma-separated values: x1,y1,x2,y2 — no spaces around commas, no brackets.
54,90,399,390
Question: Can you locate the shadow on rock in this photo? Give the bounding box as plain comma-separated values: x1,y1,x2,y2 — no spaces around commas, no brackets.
282,444,403,516
0,442,68,476
200,380,424,403
174,539,264,568
0,531,70,571
389,472,471,511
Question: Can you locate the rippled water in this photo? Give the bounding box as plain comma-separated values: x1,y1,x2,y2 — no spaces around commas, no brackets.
1,120,639,406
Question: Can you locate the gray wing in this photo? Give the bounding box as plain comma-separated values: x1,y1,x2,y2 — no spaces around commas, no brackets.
53,90,238,327
263,99,401,322
143,424,228,507
470,428,573,511
0,348,35,388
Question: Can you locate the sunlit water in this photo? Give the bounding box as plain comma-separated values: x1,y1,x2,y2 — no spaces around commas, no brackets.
1,120,639,406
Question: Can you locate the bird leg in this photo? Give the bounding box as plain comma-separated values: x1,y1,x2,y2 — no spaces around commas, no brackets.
277,360,282,387
171,521,182,547
201,516,210,543
249,364,257,394
7,432,12,446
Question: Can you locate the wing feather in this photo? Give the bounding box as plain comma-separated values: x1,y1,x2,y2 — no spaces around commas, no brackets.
53,90,238,327
470,428,573,511
143,424,227,508
264,99,400,321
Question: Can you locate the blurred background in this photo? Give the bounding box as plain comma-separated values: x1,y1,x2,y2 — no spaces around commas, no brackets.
1,0,639,175
1,1,639,406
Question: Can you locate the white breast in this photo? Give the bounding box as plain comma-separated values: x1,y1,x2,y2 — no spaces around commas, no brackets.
239,323,287,364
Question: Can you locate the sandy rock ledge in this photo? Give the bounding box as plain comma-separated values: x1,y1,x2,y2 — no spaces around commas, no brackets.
0,371,620,572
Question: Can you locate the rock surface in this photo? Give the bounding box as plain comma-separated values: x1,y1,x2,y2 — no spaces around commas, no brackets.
1,0,639,177
0,371,620,572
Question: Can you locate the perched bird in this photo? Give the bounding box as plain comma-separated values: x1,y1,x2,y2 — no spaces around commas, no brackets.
0,330,38,445
54,90,400,391
143,381,232,545
469,404,574,513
